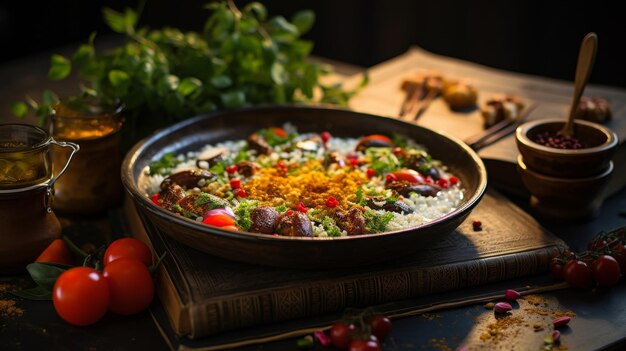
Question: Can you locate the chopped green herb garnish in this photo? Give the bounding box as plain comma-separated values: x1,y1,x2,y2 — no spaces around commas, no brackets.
172,204,198,219
149,153,182,175
363,210,394,233
258,128,297,146
234,199,258,231
321,216,343,237
194,192,229,209
234,149,250,163
209,161,226,174
275,204,288,213
391,132,409,148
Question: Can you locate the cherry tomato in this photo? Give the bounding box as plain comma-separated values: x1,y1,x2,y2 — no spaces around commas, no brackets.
330,321,356,350
390,169,425,184
103,258,155,315
349,335,381,351
564,259,594,289
53,267,110,326
550,258,566,280
270,127,288,138
592,255,621,287
36,239,73,265
610,244,626,272
103,238,153,267
367,315,392,339
203,213,236,227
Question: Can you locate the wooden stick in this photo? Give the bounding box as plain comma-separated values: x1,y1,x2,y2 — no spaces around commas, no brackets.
467,103,538,151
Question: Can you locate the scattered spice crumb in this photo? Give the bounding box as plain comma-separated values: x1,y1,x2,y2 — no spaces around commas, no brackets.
533,323,544,332
421,313,442,320
484,302,495,309
479,315,524,343
0,299,24,318
472,220,482,231
428,337,452,351
0,282,24,318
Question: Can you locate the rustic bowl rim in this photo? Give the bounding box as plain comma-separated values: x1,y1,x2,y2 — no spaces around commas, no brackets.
515,118,618,155
517,155,614,182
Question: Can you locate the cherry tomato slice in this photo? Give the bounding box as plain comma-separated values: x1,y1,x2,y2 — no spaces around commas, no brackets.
391,169,426,184
203,213,236,227
270,127,288,138
53,267,110,326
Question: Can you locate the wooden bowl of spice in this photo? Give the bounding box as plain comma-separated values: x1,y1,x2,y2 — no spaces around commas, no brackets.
515,118,618,178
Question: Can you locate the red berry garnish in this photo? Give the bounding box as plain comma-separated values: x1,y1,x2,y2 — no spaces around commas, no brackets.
296,202,308,213
449,176,459,185
326,196,340,208
472,220,482,231
229,179,241,189
321,132,331,143
226,165,238,174
366,168,376,178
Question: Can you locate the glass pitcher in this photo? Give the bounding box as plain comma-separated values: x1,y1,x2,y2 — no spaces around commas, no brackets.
0,124,78,274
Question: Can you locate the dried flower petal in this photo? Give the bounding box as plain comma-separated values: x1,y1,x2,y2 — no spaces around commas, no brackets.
552,330,561,341
553,316,571,327
505,289,521,301
314,330,331,347
494,302,512,313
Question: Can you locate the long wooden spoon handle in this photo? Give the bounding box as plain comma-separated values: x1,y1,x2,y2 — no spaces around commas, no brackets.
562,32,598,136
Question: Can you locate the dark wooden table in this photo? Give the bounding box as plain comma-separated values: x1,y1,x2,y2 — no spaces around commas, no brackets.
2,44,626,351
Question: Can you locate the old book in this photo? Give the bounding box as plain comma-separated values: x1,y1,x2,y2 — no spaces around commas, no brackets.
121,189,567,339
344,47,626,198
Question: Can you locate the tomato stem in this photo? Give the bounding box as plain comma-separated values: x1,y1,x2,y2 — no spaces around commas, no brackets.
62,235,89,259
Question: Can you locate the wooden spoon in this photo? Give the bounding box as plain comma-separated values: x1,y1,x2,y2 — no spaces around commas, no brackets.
560,32,598,137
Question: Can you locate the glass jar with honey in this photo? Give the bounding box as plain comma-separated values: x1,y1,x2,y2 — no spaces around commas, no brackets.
0,124,78,273
49,98,124,215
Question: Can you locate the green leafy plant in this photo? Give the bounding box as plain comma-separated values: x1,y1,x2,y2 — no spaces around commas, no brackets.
12,0,367,137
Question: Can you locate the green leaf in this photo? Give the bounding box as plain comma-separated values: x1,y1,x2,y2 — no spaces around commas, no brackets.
26,262,72,291
210,75,232,88
11,101,28,118
123,8,138,31
72,44,94,67
108,69,130,87
243,2,267,21
291,10,315,35
10,286,52,301
48,54,71,80
102,7,126,33
221,91,246,108
270,62,286,85
42,90,58,107
177,77,202,96
268,16,299,42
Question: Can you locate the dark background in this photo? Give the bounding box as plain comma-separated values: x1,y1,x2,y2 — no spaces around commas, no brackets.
1,0,624,88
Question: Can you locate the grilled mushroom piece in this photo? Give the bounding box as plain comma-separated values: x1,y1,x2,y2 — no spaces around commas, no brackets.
389,182,442,198
195,147,229,169
249,206,279,234
275,211,313,237
366,198,414,214
247,133,272,155
165,169,215,189
331,208,366,235
236,161,261,177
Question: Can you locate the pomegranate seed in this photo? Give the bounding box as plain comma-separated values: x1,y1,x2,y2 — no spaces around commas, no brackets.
553,316,571,327
325,196,339,208
366,168,376,178
449,176,459,185
296,202,308,213
437,178,449,188
226,165,238,173
229,179,241,189
321,132,331,143
151,193,161,207
349,158,359,167
286,209,295,216
277,161,286,169
385,173,397,182
505,289,521,301
234,188,247,198
494,302,512,313
472,220,482,231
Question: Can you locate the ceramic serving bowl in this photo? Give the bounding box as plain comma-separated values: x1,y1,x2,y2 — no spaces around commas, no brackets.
515,118,618,178
517,155,613,220
121,105,487,268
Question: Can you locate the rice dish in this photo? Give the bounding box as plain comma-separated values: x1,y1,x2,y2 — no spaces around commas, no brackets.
140,124,464,237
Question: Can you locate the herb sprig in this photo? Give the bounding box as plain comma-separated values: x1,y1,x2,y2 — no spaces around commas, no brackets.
12,0,366,135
